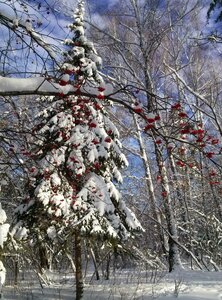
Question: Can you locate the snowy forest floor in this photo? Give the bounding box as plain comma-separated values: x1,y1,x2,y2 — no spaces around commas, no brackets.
2,265,222,300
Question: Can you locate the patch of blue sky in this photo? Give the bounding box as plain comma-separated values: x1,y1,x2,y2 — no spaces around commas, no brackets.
34,0,118,15
122,137,146,177
128,153,145,176
87,0,118,12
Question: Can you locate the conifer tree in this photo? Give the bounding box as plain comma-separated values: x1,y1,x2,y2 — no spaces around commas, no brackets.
12,1,142,298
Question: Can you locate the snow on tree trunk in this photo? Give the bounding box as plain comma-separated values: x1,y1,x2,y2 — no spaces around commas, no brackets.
150,134,182,271
134,115,168,255
0,261,6,294
156,152,183,272
0,203,9,295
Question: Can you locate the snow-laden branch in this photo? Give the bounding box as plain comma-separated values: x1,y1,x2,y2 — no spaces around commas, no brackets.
0,76,114,97
0,10,58,61
0,75,111,98
0,76,112,97
0,76,73,96
0,76,136,112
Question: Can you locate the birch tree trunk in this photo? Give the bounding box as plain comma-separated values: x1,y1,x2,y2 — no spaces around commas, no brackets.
134,115,168,255
155,147,183,272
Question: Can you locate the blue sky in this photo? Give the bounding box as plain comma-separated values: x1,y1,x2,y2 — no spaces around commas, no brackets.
87,0,118,11
35,0,118,14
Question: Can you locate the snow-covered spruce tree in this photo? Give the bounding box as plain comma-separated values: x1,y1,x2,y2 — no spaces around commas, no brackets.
12,1,142,298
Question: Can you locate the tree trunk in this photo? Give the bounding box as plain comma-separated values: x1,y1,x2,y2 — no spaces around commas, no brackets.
90,247,100,280
75,231,84,300
39,244,49,273
155,147,183,272
134,115,168,256
105,252,111,280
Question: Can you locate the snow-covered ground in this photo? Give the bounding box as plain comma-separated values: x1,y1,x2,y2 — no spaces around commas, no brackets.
2,267,222,299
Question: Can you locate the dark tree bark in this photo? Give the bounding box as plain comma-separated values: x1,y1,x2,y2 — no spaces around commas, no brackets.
75,231,84,300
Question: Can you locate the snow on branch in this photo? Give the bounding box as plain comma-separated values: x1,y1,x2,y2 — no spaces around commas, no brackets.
0,76,125,104
0,76,152,124
0,76,112,97
0,77,65,96
0,11,57,61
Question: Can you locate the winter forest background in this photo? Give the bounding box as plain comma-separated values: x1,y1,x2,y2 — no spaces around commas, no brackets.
0,0,222,299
